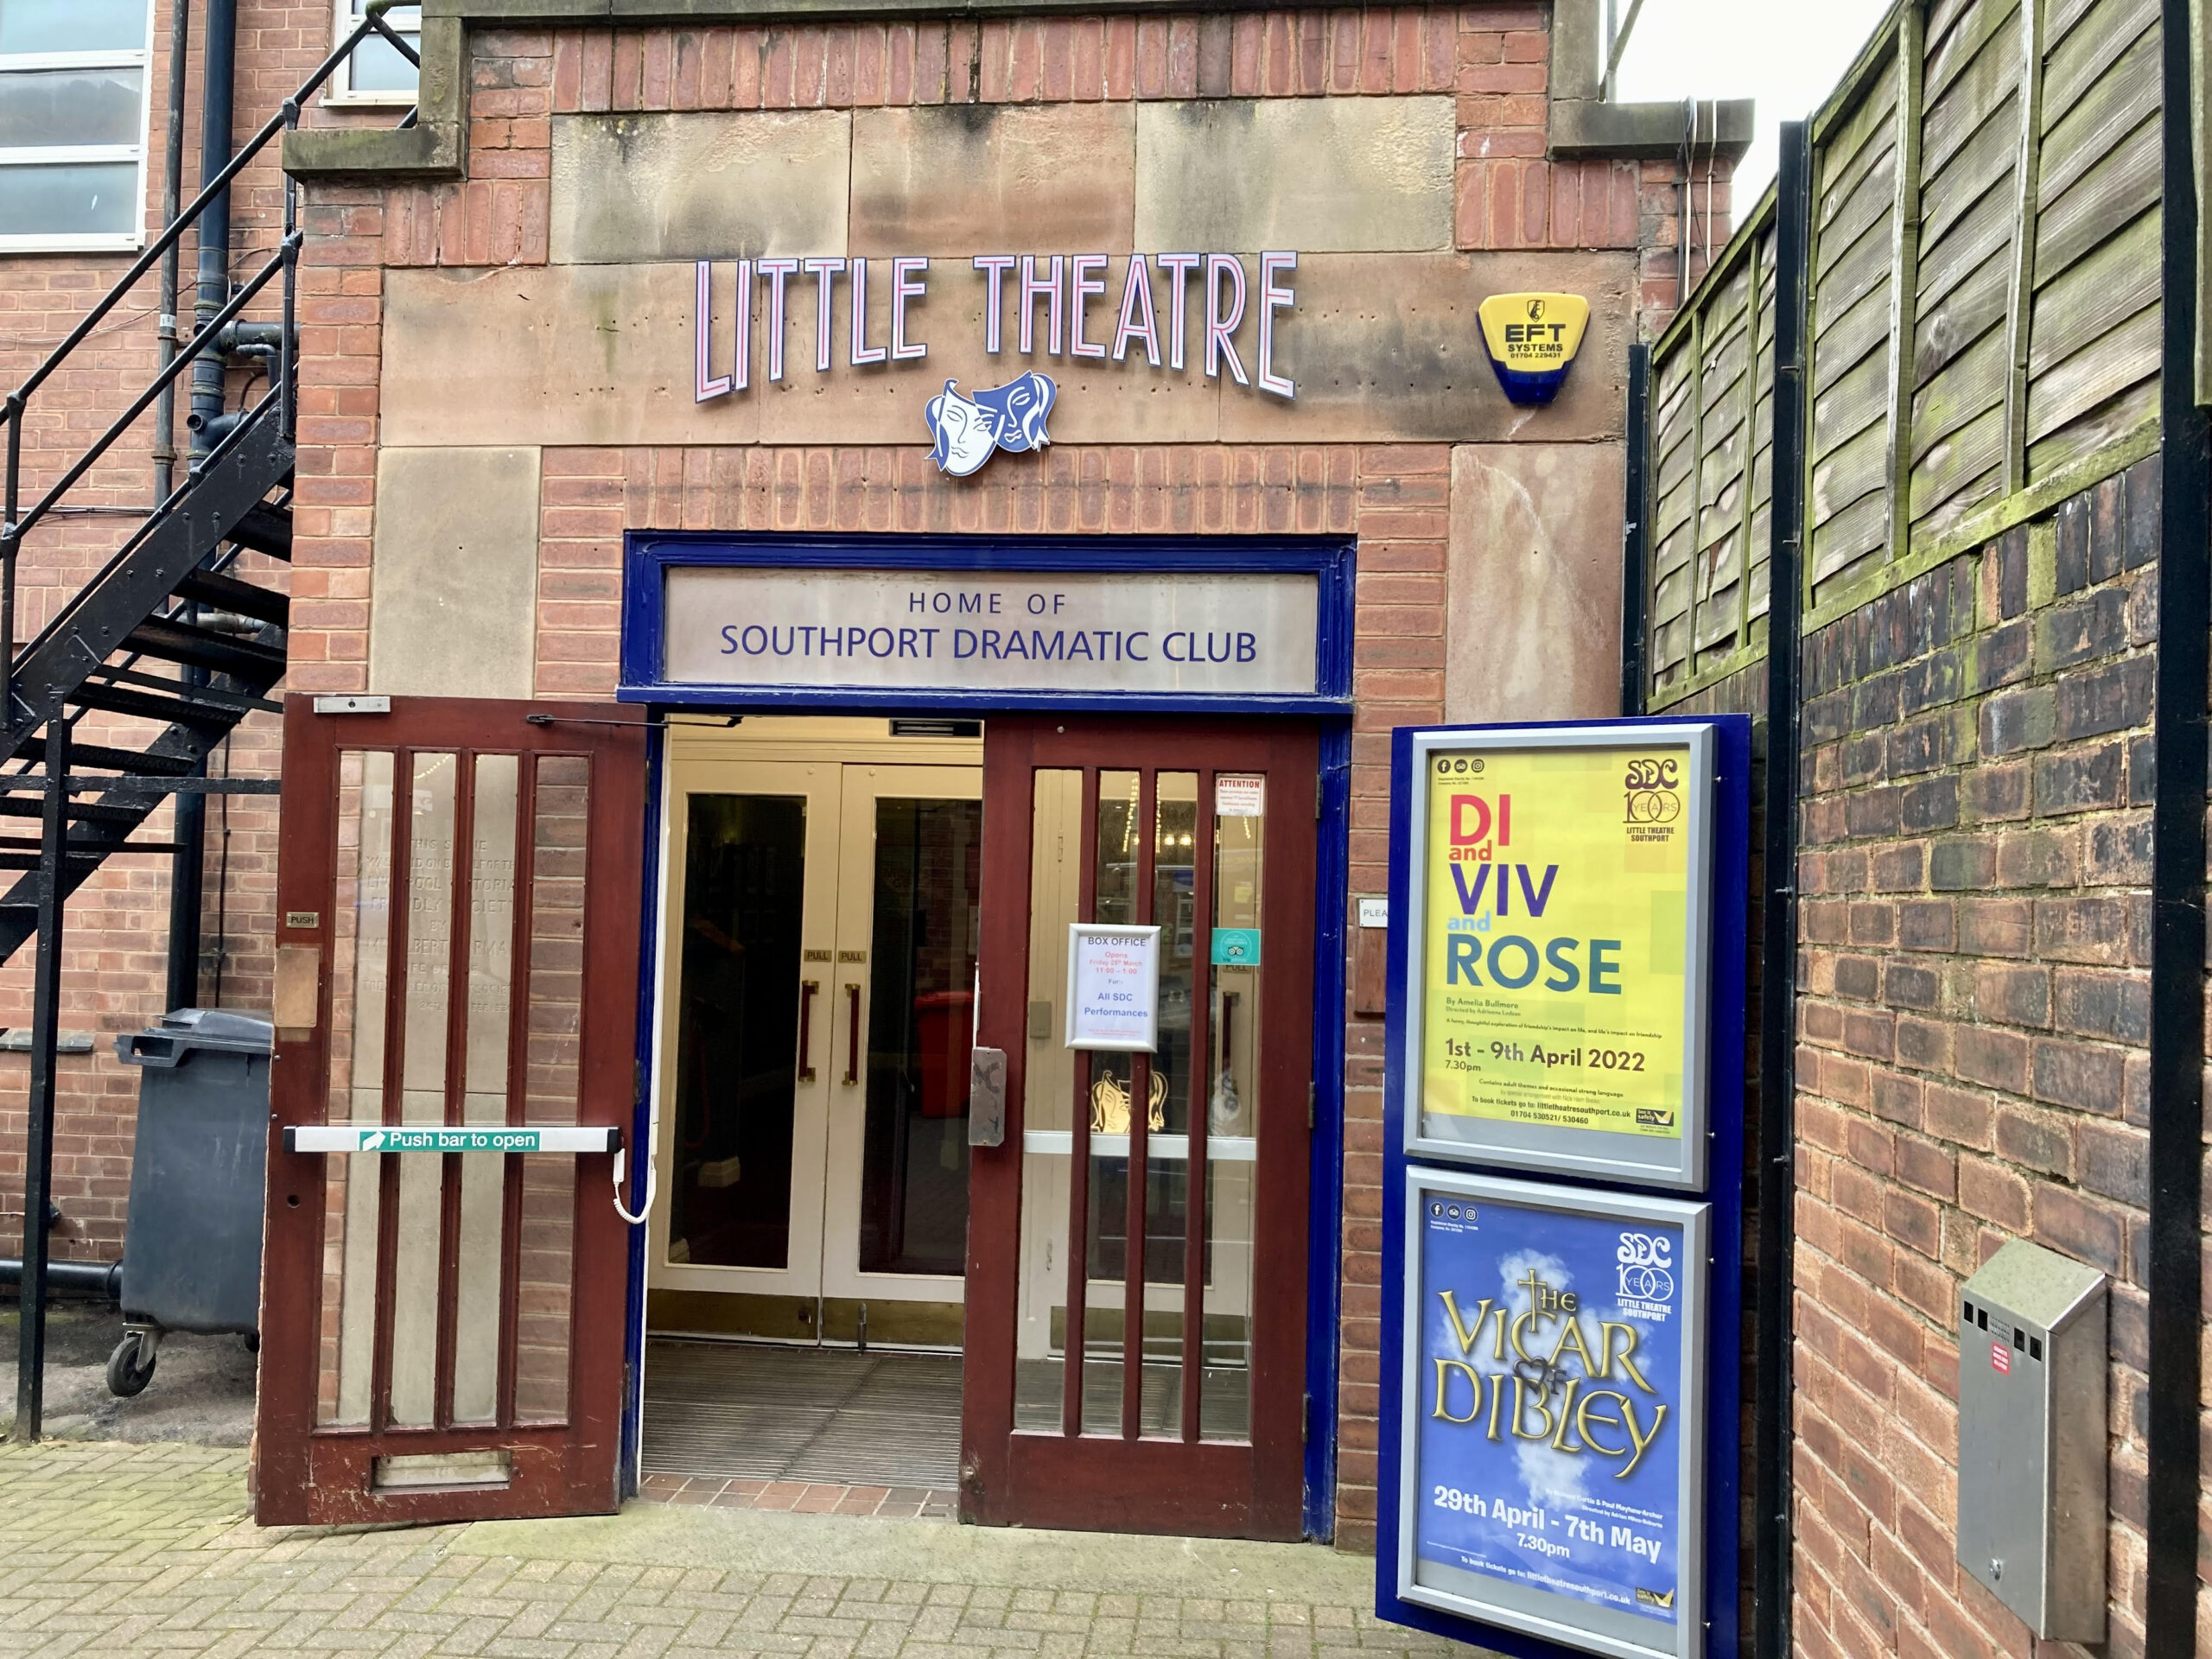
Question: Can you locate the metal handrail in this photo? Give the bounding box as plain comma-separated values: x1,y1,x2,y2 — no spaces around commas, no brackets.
0,12,415,416
10,244,293,561
0,10,419,726
14,385,284,716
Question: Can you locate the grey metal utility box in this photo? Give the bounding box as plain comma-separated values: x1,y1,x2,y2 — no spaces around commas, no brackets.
1956,1240,2108,1643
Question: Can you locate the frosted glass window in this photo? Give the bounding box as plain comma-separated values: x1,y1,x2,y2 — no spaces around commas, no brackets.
332,0,418,100
0,0,151,249
0,0,147,54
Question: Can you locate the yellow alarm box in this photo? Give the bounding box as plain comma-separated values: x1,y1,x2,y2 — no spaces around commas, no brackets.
1477,292,1592,407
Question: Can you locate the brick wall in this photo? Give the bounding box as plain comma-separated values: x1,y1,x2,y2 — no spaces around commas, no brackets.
0,0,399,1259
1674,462,2162,1656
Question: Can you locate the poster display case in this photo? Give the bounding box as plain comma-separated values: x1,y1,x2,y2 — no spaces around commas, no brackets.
1402,724,1718,1191
1377,717,1751,1659
1397,1169,1710,1659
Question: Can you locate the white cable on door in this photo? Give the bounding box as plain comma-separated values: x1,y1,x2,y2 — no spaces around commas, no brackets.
612,1143,658,1226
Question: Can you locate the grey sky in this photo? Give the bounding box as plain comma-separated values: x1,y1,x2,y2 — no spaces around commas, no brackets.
1610,1,1898,202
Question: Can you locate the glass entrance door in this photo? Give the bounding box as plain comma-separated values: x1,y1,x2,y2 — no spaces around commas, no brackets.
963,715,1318,1541
649,739,982,1346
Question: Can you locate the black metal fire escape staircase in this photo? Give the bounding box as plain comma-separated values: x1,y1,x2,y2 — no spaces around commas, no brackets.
3,13,419,1443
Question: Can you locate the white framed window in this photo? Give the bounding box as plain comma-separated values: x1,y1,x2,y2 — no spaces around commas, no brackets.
0,0,156,253
327,0,418,105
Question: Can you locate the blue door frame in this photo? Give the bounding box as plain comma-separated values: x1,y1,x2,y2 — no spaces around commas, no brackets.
612,531,1356,1541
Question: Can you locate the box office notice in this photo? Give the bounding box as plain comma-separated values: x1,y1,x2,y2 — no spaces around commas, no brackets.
1065,925,1161,1052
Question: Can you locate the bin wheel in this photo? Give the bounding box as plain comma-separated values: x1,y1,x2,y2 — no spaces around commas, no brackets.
242,1333,258,1356
106,1335,156,1397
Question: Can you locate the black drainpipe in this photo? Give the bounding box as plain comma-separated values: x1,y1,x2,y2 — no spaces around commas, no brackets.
2143,0,2209,1648
168,0,238,1010
1751,118,1812,1659
1620,343,1649,719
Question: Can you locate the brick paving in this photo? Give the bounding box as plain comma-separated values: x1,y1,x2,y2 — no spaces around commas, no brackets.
0,1440,1477,1658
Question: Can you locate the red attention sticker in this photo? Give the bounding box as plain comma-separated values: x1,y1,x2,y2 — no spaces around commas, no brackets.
1992,1341,2011,1375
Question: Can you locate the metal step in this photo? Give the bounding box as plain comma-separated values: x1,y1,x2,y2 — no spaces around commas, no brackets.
92,664,279,712
171,569,289,628
227,500,293,561
124,618,287,680
0,797,151,828
0,835,175,854
64,680,249,728
0,849,176,871
10,736,196,777
3,397,293,757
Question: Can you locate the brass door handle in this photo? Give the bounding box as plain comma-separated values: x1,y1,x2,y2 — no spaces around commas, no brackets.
798,980,819,1082
844,984,862,1084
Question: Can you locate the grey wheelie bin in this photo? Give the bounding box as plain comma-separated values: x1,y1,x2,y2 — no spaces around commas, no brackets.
107,1009,274,1395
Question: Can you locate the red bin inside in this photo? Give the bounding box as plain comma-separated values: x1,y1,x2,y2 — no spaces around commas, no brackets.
913,989,974,1118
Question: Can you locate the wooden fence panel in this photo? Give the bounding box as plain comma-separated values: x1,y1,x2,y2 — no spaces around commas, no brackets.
1808,47,1904,611
1693,257,1757,675
1745,225,1780,638
2025,0,2162,480
1649,344,1699,693
1642,0,2171,710
1909,0,2021,543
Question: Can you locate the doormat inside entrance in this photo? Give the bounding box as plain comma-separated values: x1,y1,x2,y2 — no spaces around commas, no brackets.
642,1339,963,1491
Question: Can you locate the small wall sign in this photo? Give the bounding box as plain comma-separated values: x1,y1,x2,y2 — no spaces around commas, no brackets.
1216,774,1267,817
1065,924,1161,1052
1211,927,1262,967
286,1125,621,1154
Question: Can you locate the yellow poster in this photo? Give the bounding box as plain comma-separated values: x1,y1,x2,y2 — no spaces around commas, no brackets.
1421,742,1694,1142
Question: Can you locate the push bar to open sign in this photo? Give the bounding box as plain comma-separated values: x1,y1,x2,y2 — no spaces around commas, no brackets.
285,1126,622,1155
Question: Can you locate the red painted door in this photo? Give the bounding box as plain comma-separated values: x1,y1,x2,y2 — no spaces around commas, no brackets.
962,715,1318,1540
255,698,646,1524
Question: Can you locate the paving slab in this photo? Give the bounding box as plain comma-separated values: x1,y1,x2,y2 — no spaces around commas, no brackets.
0,1440,1490,1659
454,1501,1380,1600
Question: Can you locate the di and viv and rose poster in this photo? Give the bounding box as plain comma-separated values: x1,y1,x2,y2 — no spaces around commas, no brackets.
1420,741,1698,1154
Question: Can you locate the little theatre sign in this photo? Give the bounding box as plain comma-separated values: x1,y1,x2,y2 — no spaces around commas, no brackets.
691,256,1592,469
691,251,1304,403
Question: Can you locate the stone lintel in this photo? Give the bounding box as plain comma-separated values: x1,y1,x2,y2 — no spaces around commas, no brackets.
1550,95,1756,163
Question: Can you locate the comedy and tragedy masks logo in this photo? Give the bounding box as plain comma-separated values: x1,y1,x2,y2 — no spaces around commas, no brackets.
925,372,1057,477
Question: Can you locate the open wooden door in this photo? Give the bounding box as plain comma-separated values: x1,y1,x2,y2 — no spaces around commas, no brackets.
255,698,647,1524
963,715,1317,1540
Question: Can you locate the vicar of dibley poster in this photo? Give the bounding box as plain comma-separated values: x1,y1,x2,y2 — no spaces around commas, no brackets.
1419,741,1700,1149
1410,1186,1692,1633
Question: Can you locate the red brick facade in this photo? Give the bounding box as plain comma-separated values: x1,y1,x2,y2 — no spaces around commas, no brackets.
3,0,1725,1560
266,3,1717,1549
1673,461,2165,1656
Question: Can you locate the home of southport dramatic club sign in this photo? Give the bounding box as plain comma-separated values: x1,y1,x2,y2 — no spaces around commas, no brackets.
691,251,1302,475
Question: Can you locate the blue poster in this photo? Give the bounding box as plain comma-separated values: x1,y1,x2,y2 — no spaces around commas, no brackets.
1411,1185,1691,1634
